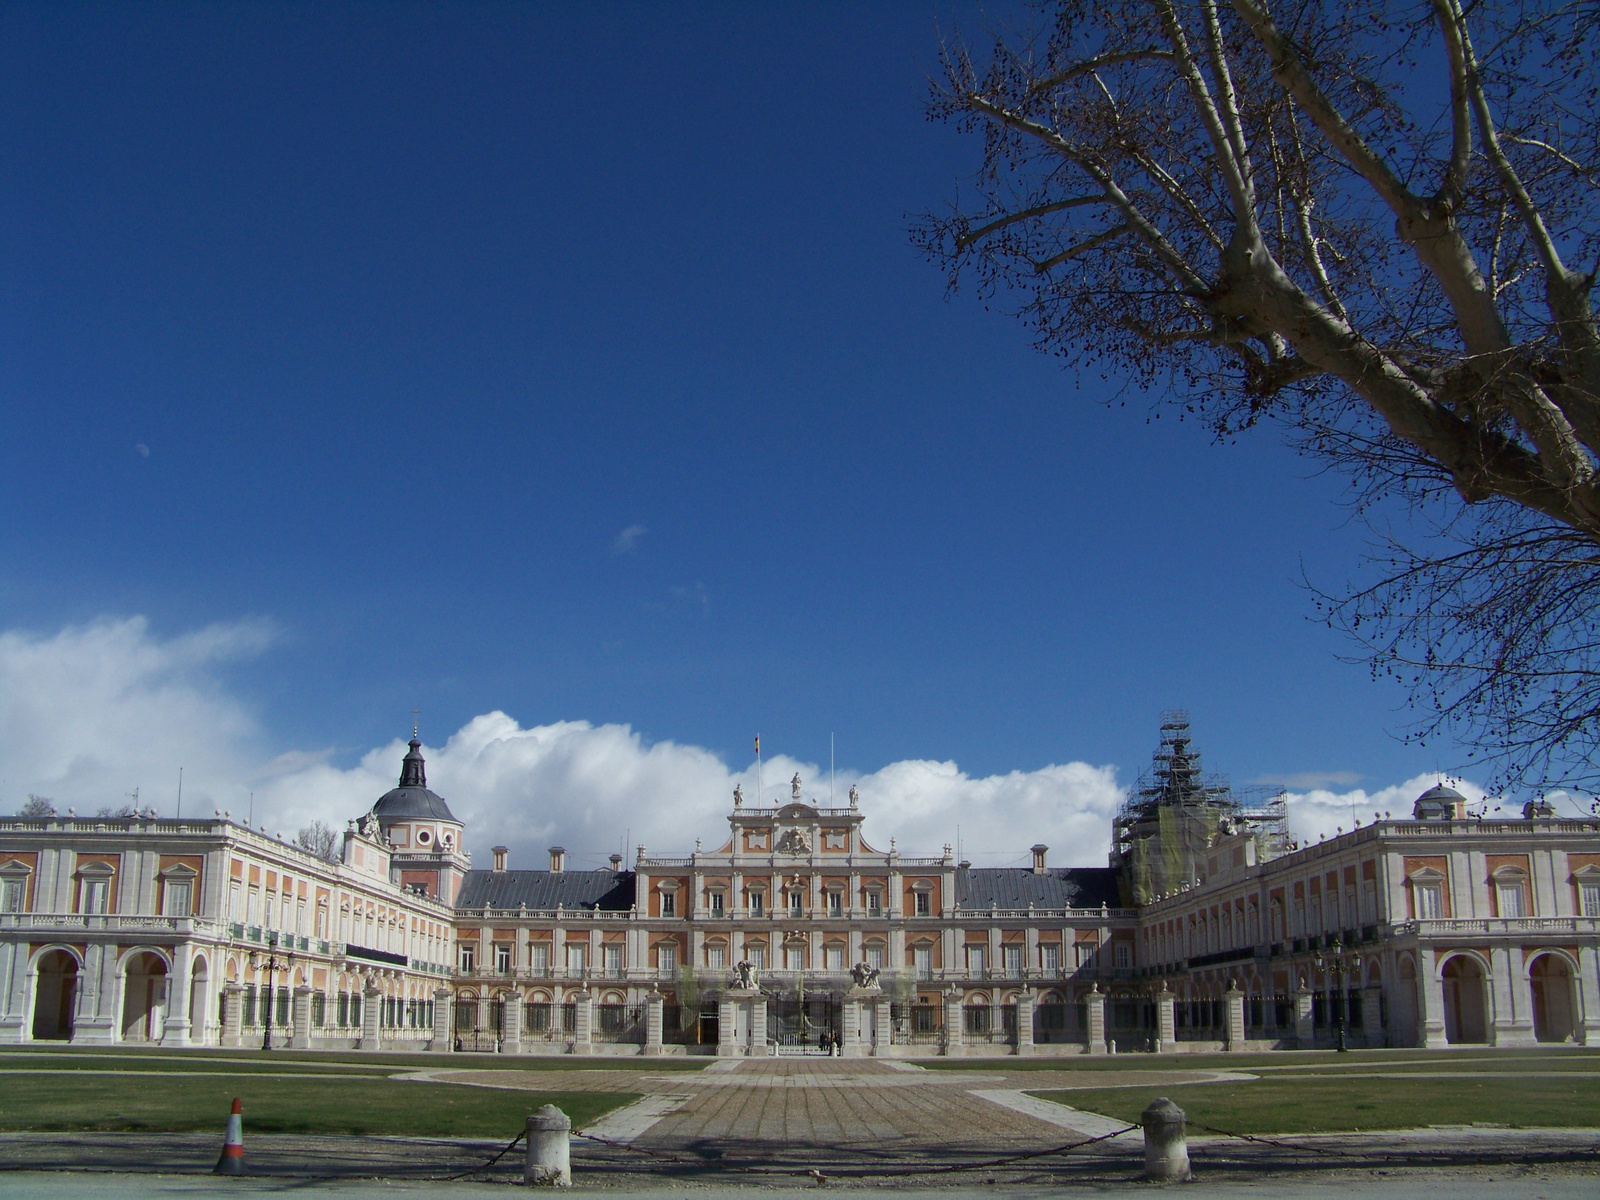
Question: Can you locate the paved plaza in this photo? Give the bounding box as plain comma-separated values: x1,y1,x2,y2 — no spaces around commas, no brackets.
0,1056,1597,1187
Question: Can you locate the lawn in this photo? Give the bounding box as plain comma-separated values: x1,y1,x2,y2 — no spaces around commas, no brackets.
919,1046,1600,1072
1031,1072,1600,1133
0,1072,635,1137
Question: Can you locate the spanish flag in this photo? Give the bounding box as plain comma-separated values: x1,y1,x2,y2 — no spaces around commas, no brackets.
754,735,760,754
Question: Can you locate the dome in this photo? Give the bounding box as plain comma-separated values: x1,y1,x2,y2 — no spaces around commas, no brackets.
1413,782,1466,820
372,736,459,824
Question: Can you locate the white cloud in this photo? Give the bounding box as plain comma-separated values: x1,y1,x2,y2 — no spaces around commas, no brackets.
3,615,1527,876
611,524,647,555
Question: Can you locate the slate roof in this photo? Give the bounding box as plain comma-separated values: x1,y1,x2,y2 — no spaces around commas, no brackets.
956,866,1122,910
373,737,460,824
455,870,636,912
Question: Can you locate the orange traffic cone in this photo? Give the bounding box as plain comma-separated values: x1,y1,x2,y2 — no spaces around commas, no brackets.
213,1097,245,1175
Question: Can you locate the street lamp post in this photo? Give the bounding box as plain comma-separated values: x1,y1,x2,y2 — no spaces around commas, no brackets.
1313,939,1361,1053
250,934,295,1052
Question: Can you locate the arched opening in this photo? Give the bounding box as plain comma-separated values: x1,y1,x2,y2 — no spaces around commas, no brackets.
121,951,170,1043
31,950,79,1041
1441,955,1488,1044
1530,954,1576,1043
1393,956,1418,1046
189,955,210,1046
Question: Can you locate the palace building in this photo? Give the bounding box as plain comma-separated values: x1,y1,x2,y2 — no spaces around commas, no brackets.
1,719,1597,1054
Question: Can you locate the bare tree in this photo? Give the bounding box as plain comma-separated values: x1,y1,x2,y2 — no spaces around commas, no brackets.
916,0,1600,791
18,794,56,817
295,820,341,863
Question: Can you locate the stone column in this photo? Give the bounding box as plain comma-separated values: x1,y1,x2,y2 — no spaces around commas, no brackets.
943,989,964,1057
361,977,382,1051
571,989,594,1055
1084,985,1107,1055
161,948,192,1046
1155,986,1176,1053
643,990,664,1055
291,986,313,1049
874,995,891,1056
1491,944,1536,1046
751,993,769,1055
717,992,737,1057
1417,946,1448,1048
431,986,453,1051
841,995,862,1057
1362,983,1386,1048
1014,989,1035,1056
1294,978,1315,1048
502,992,522,1054
1224,982,1246,1050
221,983,243,1048
1577,945,1600,1047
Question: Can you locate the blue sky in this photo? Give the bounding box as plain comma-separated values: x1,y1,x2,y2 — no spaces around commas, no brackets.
0,3,1479,858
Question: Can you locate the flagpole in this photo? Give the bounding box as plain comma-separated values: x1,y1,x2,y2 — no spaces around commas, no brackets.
830,734,834,806
756,734,762,807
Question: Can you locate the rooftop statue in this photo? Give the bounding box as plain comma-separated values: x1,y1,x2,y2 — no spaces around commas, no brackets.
733,783,744,807
791,773,803,800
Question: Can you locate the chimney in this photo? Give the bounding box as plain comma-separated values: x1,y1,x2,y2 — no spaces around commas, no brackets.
492,846,508,873
1031,844,1048,875
548,846,566,873
609,853,623,873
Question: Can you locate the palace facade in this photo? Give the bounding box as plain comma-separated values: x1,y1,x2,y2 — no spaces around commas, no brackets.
1,725,1597,1054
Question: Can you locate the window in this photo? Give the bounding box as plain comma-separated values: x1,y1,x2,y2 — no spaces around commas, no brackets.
1115,943,1132,969
1497,882,1526,918
865,945,883,970
1582,883,1600,917
825,945,845,970
1415,884,1443,920
0,877,24,913
708,891,724,915
1041,945,1059,974
660,890,676,917
1004,945,1023,976
785,945,806,971
789,891,804,916
495,944,512,973
566,944,586,975
162,880,192,917
827,892,843,915
229,881,241,923
316,905,328,939
966,946,986,975
866,890,882,916
604,944,623,976
80,877,109,915
459,943,476,972
1075,942,1096,969
747,946,766,969
748,891,764,916
246,888,259,926
914,891,931,917
706,944,727,969
657,944,677,978
528,943,550,974
913,946,933,979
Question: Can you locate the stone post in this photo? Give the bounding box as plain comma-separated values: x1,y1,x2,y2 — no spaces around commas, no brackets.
291,985,313,1050
873,995,891,1056
1224,982,1246,1051
1155,986,1175,1053
643,990,665,1055
432,987,453,1051
361,978,382,1051
943,989,964,1057
502,991,522,1054
525,1103,572,1187
221,983,243,1049
1084,985,1108,1055
571,990,594,1055
1141,1098,1190,1181
1014,989,1035,1056
841,996,862,1057
1294,978,1315,1048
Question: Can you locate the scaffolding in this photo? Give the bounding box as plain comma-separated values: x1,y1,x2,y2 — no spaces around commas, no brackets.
1111,711,1289,905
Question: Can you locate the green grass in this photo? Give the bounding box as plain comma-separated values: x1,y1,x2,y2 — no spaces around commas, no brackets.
918,1046,1600,1072
1031,1073,1600,1134
0,1072,635,1137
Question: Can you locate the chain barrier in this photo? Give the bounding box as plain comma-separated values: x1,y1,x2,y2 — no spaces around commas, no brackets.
441,1128,527,1180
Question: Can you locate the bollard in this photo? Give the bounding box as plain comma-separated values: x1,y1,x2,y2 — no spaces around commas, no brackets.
1141,1097,1189,1181
525,1103,572,1187
213,1096,245,1175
